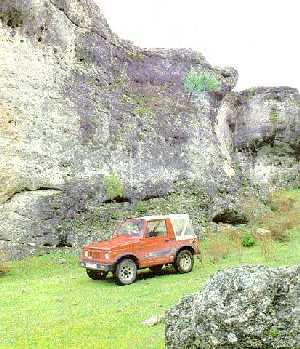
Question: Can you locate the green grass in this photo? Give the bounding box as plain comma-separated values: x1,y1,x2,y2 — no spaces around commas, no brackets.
0,190,300,349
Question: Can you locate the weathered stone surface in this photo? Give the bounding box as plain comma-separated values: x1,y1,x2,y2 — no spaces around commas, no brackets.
165,265,300,349
0,0,299,257
217,88,300,190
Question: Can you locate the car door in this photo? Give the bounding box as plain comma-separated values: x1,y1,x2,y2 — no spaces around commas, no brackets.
139,219,174,268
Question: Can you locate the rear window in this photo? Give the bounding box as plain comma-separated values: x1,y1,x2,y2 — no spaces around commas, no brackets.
171,217,195,238
184,222,195,236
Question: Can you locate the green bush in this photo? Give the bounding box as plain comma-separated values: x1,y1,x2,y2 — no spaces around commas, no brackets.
241,233,256,247
135,200,147,215
103,172,124,201
184,70,220,96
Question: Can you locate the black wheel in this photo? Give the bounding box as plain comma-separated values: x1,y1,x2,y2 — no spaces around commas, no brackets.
115,258,137,286
174,250,194,273
150,265,163,275
86,269,107,280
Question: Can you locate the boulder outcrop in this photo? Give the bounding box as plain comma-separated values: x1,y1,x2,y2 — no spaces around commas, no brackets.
165,265,300,349
0,0,299,257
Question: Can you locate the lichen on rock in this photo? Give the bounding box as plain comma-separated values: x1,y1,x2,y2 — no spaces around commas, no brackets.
165,265,300,349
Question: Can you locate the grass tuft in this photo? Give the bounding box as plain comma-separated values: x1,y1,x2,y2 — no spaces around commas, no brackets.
0,250,10,275
262,192,300,242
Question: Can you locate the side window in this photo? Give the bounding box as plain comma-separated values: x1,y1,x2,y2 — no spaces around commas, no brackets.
184,222,195,236
147,220,167,238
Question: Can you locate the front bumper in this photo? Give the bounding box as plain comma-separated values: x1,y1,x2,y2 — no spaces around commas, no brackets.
80,260,114,272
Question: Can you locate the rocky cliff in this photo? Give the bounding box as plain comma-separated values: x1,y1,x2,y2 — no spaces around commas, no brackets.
0,0,299,258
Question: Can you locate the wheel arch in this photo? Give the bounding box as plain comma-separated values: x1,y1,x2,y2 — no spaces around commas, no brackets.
115,254,139,268
176,246,195,257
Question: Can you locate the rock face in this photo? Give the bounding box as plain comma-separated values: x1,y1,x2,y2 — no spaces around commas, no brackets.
0,0,299,257
217,88,300,190
165,265,300,349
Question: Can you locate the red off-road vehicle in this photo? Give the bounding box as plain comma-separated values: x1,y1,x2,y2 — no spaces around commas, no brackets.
80,214,199,285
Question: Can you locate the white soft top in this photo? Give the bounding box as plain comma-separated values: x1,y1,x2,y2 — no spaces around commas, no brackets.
140,213,192,220
140,214,196,240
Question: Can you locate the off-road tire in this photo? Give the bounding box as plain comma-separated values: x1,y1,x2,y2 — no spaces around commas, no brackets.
174,250,194,273
150,265,163,275
115,258,137,286
86,269,108,280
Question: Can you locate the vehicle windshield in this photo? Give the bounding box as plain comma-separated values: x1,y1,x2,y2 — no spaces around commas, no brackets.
115,219,144,237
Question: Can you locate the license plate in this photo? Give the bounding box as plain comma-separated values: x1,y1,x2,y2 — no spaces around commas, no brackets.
85,262,98,269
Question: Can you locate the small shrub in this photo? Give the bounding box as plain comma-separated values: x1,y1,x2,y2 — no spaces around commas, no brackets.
135,200,147,215
103,171,124,202
269,327,280,338
184,70,220,97
241,233,256,247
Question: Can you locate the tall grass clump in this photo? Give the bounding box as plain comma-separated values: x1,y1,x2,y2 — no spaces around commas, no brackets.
255,230,275,261
226,227,244,261
0,250,10,275
204,226,244,264
263,192,300,242
205,235,230,264
184,70,220,98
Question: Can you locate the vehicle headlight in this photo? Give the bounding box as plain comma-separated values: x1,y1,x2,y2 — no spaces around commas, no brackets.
104,252,110,260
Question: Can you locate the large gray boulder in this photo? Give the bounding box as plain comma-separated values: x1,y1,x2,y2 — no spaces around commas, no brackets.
165,265,300,349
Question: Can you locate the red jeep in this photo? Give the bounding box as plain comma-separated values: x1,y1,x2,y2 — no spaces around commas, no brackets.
80,214,199,285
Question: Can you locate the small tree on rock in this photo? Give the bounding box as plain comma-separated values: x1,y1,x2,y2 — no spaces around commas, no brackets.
104,171,124,202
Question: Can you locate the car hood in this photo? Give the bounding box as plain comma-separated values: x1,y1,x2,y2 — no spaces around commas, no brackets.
87,235,140,251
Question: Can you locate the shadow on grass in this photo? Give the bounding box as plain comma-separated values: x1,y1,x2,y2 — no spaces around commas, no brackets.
85,265,178,286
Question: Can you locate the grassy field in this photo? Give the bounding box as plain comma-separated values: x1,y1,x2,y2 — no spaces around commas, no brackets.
0,190,299,349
